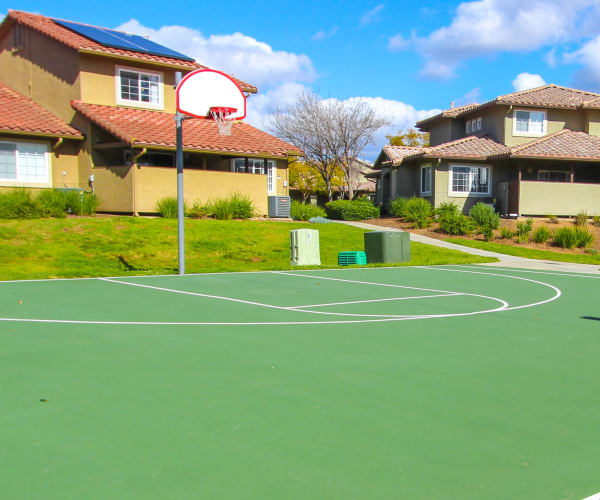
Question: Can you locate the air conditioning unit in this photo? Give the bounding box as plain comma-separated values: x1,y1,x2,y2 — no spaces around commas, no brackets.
290,229,321,266
268,196,291,217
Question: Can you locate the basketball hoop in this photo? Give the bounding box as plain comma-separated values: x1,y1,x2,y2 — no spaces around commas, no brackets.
209,106,237,136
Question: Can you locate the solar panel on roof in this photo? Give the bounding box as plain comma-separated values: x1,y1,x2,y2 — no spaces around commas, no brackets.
53,19,195,62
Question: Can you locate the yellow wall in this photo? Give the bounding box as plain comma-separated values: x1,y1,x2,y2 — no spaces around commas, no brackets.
0,25,81,123
504,108,584,146
79,54,178,112
519,181,600,216
93,166,134,213
132,167,269,215
586,110,600,136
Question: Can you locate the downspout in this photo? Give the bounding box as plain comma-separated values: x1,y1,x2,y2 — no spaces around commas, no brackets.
52,137,64,152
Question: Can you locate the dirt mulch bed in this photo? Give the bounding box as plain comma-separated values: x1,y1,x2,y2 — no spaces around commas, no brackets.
363,217,600,254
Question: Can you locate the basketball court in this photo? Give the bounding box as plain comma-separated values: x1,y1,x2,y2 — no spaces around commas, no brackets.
1,264,599,499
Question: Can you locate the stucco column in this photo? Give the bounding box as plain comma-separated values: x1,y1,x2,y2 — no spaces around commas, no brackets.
389,168,397,201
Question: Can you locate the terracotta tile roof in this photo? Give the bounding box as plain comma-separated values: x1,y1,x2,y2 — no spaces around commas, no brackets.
417,85,600,130
424,135,510,160
495,129,600,161
0,82,83,139
381,135,508,165
3,10,257,93
416,103,479,127
71,101,301,158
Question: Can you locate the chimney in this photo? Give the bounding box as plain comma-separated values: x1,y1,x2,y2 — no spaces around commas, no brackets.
450,101,454,109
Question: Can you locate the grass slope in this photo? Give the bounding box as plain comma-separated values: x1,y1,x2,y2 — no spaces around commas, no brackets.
0,217,496,280
445,237,600,264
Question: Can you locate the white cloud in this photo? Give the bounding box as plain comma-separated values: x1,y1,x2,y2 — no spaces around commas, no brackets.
414,0,595,80
544,48,557,68
564,35,600,89
454,88,481,106
360,4,385,26
246,82,310,129
116,19,316,89
312,26,338,41
512,72,546,91
388,34,409,51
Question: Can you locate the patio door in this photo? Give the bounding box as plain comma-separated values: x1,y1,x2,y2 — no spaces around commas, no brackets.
267,160,276,194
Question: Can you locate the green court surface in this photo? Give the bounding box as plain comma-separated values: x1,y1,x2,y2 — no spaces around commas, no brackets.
1,265,599,499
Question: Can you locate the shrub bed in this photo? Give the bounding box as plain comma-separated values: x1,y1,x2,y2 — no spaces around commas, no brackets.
325,199,379,221
0,189,99,219
291,201,326,221
438,213,474,235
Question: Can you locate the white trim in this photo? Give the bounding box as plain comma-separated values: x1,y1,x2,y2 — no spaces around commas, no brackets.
115,65,164,110
512,108,547,137
448,163,492,197
267,160,276,194
0,139,51,187
420,164,432,196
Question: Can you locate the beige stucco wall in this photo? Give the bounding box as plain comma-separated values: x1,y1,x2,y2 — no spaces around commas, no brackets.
132,167,269,215
505,108,584,147
433,160,495,213
0,25,81,123
93,166,134,213
585,110,600,136
519,181,600,216
79,54,179,112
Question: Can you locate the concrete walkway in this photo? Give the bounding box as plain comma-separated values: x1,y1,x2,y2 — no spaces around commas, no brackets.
339,220,600,275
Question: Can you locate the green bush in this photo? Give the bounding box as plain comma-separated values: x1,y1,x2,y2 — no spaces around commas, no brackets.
291,200,326,221
325,199,379,221
389,197,408,218
532,226,551,244
479,225,494,241
574,227,594,248
516,218,533,237
593,215,600,227
469,202,500,229
212,199,233,220
37,189,67,218
498,227,514,239
515,233,529,244
228,193,255,219
585,247,598,255
0,189,43,219
188,200,211,219
434,201,459,219
574,211,588,227
78,192,100,216
438,213,474,235
155,196,181,218
546,214,558,224
403,197,432,228
553,227,578,248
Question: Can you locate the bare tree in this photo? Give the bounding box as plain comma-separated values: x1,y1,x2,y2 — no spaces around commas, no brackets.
322,99,390,200
270,92,338,201
270,92,389,201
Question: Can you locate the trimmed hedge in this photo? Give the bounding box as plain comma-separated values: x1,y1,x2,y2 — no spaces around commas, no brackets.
325,199,379,221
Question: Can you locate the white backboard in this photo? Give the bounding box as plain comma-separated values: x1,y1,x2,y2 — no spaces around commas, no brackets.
176,69,246,120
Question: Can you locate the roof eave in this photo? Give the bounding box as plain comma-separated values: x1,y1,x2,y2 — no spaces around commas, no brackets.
510,154,600,163
0,128,83,140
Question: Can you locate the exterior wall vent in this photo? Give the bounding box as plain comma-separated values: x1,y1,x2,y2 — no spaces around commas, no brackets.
268,196,290,218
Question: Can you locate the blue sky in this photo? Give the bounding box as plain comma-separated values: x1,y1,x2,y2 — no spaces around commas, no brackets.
5,0,600,158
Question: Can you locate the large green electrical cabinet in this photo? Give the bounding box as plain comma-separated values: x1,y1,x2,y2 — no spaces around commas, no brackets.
364,231,410,263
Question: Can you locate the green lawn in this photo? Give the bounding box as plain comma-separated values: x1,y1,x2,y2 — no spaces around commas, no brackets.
445,237,600,264
0,217,496,280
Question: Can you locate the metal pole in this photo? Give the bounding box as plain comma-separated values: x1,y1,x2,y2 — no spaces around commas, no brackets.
175,71,185,275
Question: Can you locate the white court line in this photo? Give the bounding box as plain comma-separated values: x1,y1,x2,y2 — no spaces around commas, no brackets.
99,278,414,318
290,293,463,309
455,264,600,279
0,268,559,326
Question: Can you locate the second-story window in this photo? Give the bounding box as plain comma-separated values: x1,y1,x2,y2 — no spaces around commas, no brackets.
116,66,163,109
514,109,546,136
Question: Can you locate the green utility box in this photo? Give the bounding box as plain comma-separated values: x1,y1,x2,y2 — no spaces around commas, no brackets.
338,251,367,266
364,231,410,263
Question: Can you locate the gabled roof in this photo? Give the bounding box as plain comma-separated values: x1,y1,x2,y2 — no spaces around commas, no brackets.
378,135,509,166
2,11,257,93
71,101,301,158
491,129,600,162
417,84,600,130
0,82,83,139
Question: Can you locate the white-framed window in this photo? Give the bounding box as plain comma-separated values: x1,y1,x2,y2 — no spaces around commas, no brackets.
476,117,482,131
466,120,471,133
232,158,275,177
448,164,491,197
465,117,482,134
115,66,164,109
0,140,50,186
513,109,546,136
538,170,569,182
420,164,432,195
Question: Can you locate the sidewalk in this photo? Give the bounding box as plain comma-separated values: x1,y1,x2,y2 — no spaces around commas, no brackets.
339,220,600,275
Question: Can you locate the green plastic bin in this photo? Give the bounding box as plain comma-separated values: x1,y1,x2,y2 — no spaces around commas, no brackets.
364,231,410,263
338,251,367,266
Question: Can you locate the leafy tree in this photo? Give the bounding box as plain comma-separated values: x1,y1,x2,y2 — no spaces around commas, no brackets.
289,160,344,202
386,128,429,147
